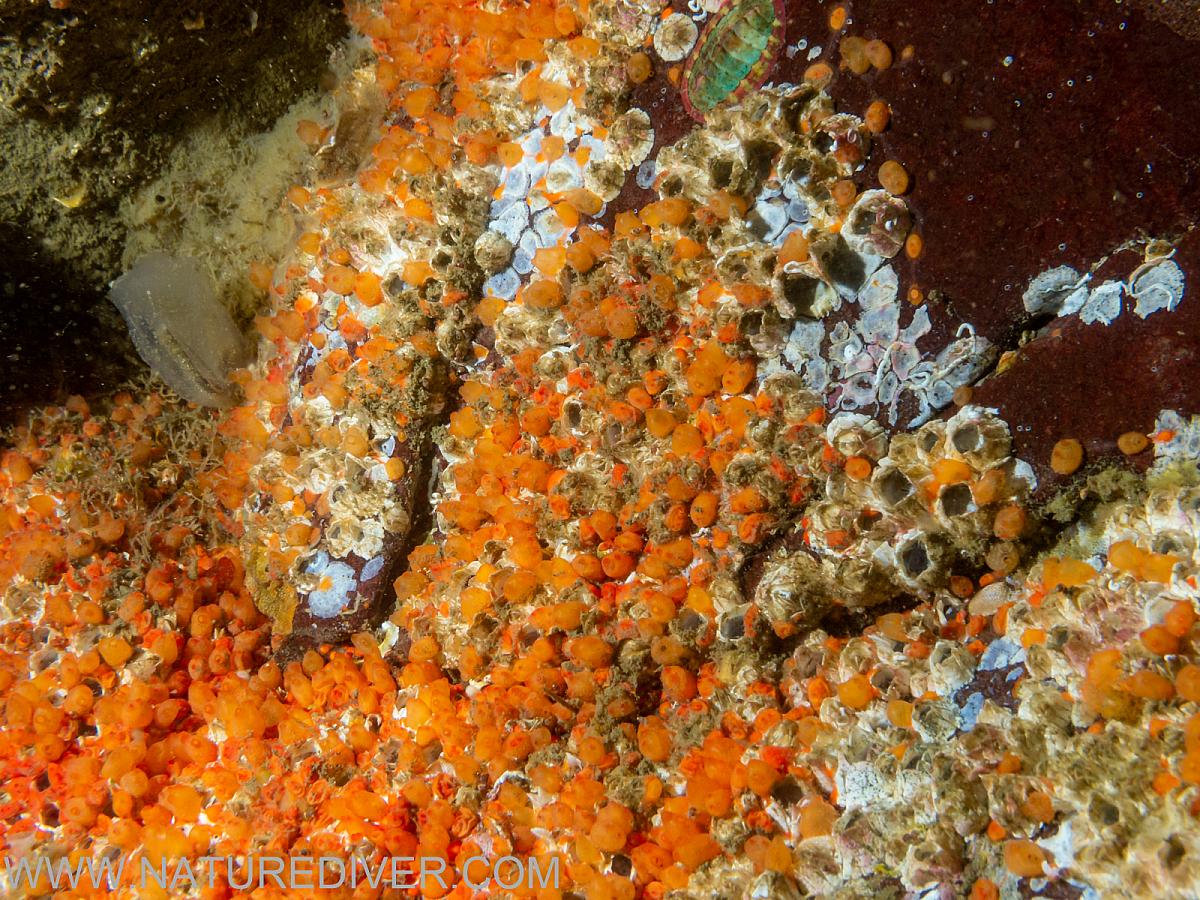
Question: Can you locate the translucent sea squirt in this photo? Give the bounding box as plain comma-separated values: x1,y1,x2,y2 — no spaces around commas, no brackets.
110,253,251,407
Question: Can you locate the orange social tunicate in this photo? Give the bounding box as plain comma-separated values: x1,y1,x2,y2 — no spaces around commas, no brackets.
865,100,891,134
878,160,910,195
627,52,652,83
1050,438,1084,474
1003,840,1047,878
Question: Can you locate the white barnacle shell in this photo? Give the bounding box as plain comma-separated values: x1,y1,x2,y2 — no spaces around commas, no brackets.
857,263,899,310
483,268,520,301
474,229,514,274
870,462,918,513
928,640,977,696
545,157,583,193
302,551,357,619
490,200,530,244
913,419,947,464
912,697,961,742
944,405,1012,468
748,198,789,244
1022,264,1083,316
826,412,887,459
892,531,948,589
1080,279,1124,325
843,189,911,259
754,551,833,630
606,107,655,170
583,157,627,201
532,208,567,247
935,480,976,523
1129,258,1185,318
653,13,698,61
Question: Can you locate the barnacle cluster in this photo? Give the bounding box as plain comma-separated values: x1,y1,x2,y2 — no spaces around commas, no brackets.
0,1,1198,898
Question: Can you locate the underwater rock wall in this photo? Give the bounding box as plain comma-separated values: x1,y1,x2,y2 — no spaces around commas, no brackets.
0,1,1198,899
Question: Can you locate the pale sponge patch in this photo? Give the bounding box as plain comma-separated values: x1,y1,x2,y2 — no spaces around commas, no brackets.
110,253,250,407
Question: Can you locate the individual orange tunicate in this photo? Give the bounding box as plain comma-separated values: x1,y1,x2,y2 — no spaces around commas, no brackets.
905,232,924,259
844,456,872,480
778,230,809,265
878,160,910,195
606,306,640,339
931,458,972,484
671,424,704,456
637,717,672,761
721,358,756,394
689,492,718,528
498,142,524,167
566,241,595,273
1108,539,1143,573
325,265,356,294
839,35,870,74
402,261,435,286
532,246,566,276
1041,557,1097,590
804,61,834,84
564,188,604,216
992,505,1026,540
353,271,382,306
1176,665,1200,702
1050,438,1084,474
627,52,652,83
640,197,691,228
838,674,873,710
523,279,562,309
865,39,893,69
1140,624,1179,656
865,99,891,133
1003,840,1047,878
799,798,838,838
886,699,913,727
831,179,857,208
1115,430,1148,455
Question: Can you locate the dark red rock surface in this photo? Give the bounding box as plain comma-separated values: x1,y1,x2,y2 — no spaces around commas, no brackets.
630,0,1200,487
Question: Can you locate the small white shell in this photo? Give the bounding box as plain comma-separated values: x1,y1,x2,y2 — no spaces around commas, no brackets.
653,13,698,62
1080,280,1124,325
944,405,1012,468
606,108,655,170
1130,258,1185,318
1022,264,1082,315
